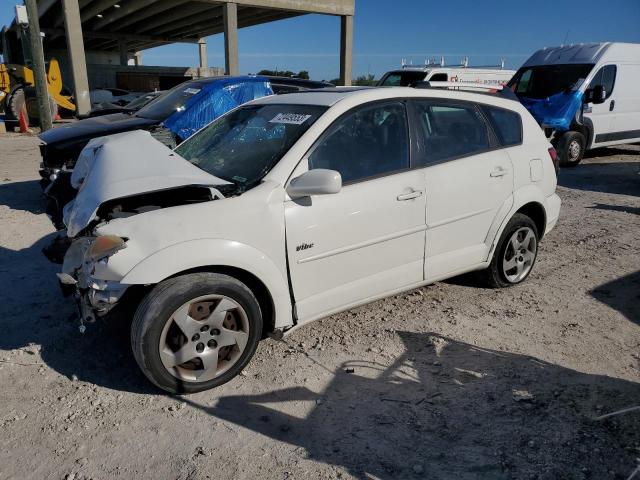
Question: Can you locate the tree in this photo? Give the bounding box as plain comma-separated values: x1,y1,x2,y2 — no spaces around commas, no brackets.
257,69,309,79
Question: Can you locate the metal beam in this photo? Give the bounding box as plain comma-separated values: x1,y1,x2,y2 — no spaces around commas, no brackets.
62,0,91,117
339,14,353,86
223,2,239,75
102,0,192,31
136,4,217,35
41,27,200,44
80,0,119,23
195,0,354,16
89,0,164,30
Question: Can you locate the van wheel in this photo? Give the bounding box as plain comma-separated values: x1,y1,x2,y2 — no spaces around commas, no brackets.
480,213,539,288
131,273,262,394
557,131,585,167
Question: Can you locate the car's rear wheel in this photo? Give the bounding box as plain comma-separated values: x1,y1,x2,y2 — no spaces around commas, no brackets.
131,272,262,394
480,213,539,288
557,131,586,167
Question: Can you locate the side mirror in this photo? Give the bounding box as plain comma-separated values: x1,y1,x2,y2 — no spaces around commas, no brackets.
286,169,342,199
586,85,606,104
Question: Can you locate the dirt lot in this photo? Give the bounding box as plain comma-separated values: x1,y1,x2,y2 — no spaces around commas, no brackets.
0,133,639,480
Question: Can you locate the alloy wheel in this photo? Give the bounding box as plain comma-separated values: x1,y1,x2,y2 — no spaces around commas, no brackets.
502,227,537,283
158,294,250,383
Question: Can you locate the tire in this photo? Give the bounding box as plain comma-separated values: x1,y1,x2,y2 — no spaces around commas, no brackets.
479,213,539,288
131,272,262,394
24,87,58,125
557,131,586,167
5,87,26,122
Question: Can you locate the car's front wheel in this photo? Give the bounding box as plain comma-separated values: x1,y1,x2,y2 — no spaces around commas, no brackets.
557,131,586,167
131,272,262,394
480,213,539,288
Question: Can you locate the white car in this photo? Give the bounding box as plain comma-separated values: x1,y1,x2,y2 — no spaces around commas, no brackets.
58,86,561,393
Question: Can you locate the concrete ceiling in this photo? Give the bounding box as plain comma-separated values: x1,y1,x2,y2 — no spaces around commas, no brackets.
35,0,354,52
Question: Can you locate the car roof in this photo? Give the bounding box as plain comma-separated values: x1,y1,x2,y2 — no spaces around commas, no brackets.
252,86,522,110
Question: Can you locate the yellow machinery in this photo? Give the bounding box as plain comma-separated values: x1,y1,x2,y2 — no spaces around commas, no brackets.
0,58,75,121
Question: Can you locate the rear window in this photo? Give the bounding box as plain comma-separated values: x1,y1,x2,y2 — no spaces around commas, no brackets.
484,106,522,146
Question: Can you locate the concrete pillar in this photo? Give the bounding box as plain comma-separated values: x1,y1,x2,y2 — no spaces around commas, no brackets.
134,51,143,66
339,15,353,86
223,2,239,76
198,38,208,69
62,0,91,117
119,40,129,66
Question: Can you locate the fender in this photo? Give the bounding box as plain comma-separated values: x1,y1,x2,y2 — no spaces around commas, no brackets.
485,185,547,261
120,239,294,329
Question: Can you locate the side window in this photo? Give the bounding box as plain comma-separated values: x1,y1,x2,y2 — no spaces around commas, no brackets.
589,65,617,99
413,101,490,165
484,106,522,146
308,102,409,184
428,73,448,82
515,69,532,94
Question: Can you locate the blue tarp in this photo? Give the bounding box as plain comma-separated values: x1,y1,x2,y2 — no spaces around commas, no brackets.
518,90,584,132
163,76,273,141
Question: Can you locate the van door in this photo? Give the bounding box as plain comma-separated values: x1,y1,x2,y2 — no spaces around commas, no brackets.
584,64,618,147
608,63,640,145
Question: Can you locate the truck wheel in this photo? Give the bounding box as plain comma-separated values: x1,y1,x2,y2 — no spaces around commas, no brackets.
24,87,58,124
5,87,27,122
131,273,263,394
479,213,539,288
557,131,585,167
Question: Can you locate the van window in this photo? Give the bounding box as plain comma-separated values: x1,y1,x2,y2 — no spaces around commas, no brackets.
308,102,409,184
428,73,448,82
378,71,427,86
588,65,617,99
508,64,594,99
483,106,522,146
412,101,490,165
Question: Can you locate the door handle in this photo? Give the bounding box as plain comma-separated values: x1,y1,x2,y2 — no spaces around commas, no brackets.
490,166,508,177
397,190,423,201
609,100,615,112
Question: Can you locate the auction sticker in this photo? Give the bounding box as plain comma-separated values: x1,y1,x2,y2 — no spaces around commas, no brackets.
183,88,201,95
269,113,312,125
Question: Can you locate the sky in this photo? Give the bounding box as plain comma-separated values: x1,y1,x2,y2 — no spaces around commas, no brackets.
2,0,640,81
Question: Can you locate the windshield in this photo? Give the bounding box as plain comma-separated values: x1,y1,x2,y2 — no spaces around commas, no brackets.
125,92,163,110
378,71,427,86
175,104,327,191
508,64,594,99
136,81,208,120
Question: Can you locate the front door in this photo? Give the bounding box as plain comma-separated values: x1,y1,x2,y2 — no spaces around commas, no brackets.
285,101,427,323
584,64,618,147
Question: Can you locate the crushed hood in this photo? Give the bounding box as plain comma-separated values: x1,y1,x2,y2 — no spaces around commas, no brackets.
518,90,584,131
64,130,231,237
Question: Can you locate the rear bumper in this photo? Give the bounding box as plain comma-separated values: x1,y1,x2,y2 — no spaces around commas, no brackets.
544,193,562,235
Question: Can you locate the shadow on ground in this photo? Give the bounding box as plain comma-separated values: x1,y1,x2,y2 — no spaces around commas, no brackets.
591,270,640,328
0,179,46,215
558,160,640,197
185,332,640,480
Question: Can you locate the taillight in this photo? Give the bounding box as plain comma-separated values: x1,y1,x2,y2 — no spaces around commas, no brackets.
548,147,559,173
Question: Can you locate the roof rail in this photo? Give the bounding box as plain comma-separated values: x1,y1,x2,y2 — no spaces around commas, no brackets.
411,81,519,101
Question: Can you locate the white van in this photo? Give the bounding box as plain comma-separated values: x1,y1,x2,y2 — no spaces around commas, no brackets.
509,42,640,166
378,60,515,88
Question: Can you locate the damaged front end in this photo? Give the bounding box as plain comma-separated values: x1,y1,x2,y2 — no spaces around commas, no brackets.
57,235,130,330
47,130,233,331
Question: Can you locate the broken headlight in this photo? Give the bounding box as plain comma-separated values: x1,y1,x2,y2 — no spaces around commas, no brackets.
87,235,127,261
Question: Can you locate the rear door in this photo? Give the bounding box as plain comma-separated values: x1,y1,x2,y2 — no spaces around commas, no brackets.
285,101,427,322
410,99,514,281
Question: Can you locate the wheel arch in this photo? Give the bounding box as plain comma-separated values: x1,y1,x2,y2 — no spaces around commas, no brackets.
515,202,547,240
118,239,294,332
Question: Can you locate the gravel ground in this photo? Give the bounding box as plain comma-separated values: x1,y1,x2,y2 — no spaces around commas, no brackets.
0,133,639,480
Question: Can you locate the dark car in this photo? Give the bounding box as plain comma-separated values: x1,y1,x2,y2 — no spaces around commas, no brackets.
40,75,333,230
87,91,165,118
